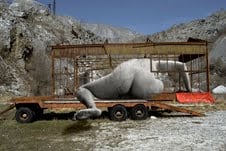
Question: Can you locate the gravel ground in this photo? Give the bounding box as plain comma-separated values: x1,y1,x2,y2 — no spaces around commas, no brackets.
1,108,226,151
90,111,226,151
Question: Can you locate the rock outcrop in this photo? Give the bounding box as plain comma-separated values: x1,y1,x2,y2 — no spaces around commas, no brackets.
0,0,103,96
82,23,141,42
1,0,226,96
133,10,226,42
133,10,226,91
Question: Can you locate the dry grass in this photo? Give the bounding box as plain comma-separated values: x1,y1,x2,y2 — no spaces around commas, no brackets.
185,99,226,113
0,94,14,103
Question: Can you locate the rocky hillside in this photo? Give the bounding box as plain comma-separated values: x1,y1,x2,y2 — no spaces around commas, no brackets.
133,10,226,42
209,32,226,90
82,23,141,42
0,0,103,96
133,10,226,91
0,0,146,97
1,0,225,97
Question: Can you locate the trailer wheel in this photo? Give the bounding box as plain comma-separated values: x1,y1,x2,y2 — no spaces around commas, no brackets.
109,105,127,121
15,107,36,123
130,104,148,120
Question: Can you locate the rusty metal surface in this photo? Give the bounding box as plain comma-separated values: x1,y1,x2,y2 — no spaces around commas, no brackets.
10,96,54,102
41,99,203,116
42,99,204,116
12,41,210,116
11,96,54,108
148,101,204,116
51,41,210,97
52,42,207,58
151,93,176,101
10,95,203,116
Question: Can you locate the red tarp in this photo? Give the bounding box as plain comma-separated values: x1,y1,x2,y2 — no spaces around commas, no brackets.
176,92,215,104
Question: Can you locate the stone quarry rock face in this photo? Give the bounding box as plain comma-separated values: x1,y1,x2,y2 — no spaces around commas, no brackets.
209,34,226,90
133,10,226,42
1,1,226,96
133,10,226,91
0,0,103,96
82,23,141,42
210,34,226,76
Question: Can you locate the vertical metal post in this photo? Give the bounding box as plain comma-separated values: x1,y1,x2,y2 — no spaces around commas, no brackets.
53,0,56,15
166,54,168,73
190,55,193,91
59,55,62,93
51,49,55,96
197,54,200,91
206,42,210,92
74,58,79,91
150,54,152,72
48,3,52,10
73,57,76,93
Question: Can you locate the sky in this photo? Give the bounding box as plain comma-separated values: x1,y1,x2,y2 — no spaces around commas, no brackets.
37,0,226,35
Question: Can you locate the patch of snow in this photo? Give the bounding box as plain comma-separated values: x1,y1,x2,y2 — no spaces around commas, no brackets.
212,85,226,94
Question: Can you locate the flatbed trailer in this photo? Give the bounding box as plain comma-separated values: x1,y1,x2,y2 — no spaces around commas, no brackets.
5,41,213,123
10,94,204,123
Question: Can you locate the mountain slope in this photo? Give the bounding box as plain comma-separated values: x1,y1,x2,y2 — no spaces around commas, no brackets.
209,33,226,89
1,0,225,96
132,10,226,90
0,0,103,96
133,10,226,42
82,23,141,42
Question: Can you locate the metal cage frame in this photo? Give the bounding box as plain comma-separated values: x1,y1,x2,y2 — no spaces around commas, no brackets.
51,41,209,99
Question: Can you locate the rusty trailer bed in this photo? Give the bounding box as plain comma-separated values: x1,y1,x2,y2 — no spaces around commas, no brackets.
10,95,204,117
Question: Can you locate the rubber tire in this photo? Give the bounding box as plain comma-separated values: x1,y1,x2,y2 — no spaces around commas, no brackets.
15,107,36,123
130,104,148,120
109,105,128,121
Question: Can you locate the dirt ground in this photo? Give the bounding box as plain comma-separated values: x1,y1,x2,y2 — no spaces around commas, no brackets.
0,97,226,151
